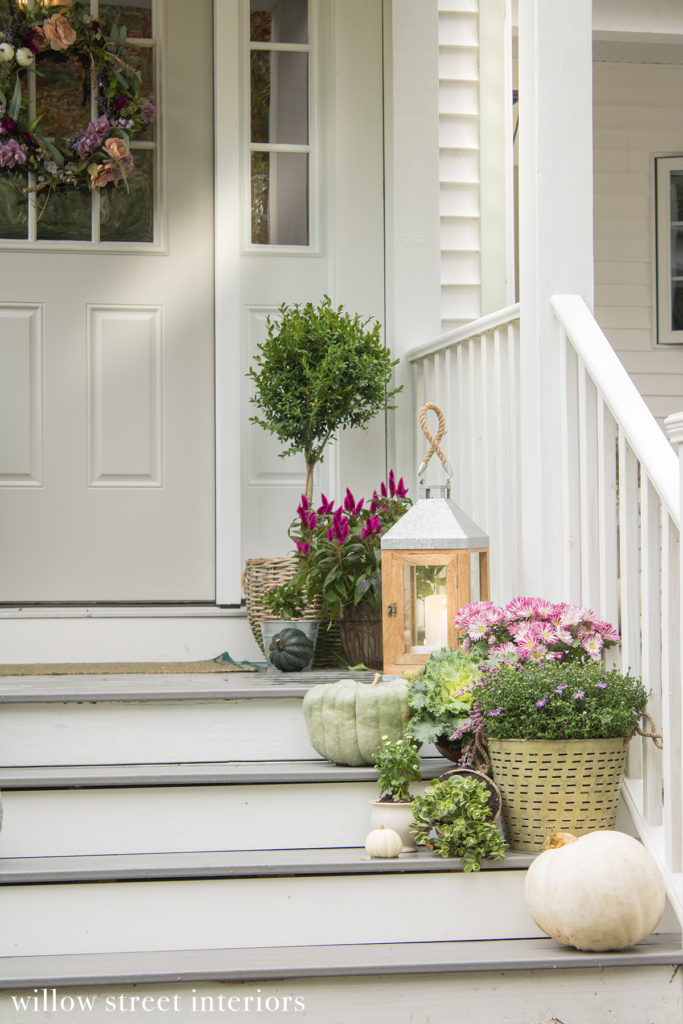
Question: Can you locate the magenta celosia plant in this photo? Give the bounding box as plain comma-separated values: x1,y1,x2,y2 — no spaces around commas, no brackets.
288,471,411,621
453,596,620,665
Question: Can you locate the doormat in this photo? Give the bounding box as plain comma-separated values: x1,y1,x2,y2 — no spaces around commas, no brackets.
0,652,263,676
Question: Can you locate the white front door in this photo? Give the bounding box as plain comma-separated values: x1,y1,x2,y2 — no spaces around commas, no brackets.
0,0,216,603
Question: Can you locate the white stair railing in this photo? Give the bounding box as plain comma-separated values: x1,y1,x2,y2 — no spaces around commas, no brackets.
407,295,683,925
408,304,522,605
552,294,682,925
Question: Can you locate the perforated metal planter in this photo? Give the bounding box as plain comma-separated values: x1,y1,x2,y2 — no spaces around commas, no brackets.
487,736,630,853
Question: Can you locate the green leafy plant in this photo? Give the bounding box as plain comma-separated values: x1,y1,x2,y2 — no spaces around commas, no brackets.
410,775,507,871
475,660,648,741
373,733,421,803
406,648,482,746
248,296,402,502
261,579,306,620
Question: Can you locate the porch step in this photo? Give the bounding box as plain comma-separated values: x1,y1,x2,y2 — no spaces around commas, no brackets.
0,847,533,884
0,938,680,1024
0,866,541,956
0,672,397,766
0,759,449,858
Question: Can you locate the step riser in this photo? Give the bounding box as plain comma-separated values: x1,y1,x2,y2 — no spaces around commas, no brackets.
1,966,678,1024
0,783,436,857
0,873,537,957
0,700,317,766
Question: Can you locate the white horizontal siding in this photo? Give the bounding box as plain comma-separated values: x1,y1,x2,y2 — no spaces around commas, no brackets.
439,1,481,331
594,61,683,424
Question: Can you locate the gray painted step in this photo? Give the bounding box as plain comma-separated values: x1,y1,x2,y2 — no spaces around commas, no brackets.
0,936,680,988
0,670,375,703
0,848,533,884
0,757,450,789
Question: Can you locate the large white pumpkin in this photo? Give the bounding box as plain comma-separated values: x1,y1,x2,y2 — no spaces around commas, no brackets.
524,830,665,951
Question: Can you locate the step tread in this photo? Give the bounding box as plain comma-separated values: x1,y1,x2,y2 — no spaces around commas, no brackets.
0,848,533,884
0,757,450,789
0,670,376,703
0,936,680,988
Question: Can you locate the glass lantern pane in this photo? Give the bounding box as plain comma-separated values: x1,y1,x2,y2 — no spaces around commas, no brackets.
402,565,448,655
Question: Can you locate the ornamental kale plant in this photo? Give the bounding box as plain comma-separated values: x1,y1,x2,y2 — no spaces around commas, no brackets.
410,775,507,871
475,661,648,741
248,296,402,502
453,596,620,664
406,648,482,746
288,471,411,621
373,733,421,803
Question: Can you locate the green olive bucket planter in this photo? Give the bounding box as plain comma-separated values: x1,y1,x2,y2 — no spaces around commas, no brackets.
486,736,630,854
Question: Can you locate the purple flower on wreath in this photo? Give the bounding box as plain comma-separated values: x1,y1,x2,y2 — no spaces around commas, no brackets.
0,138,27,168
75,115,110,160
141,99,157,127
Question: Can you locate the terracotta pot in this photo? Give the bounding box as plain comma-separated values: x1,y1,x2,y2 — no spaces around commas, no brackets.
339,601,383,669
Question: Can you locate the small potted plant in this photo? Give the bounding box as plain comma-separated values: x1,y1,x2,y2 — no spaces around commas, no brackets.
259,580,319,672
288,472,411,668
410,774,507,872
248,296,402,503
472,657,652,852
369,733,422,851
405,647,483,762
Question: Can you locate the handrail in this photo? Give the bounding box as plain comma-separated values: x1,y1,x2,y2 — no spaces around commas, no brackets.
552,293,679,524
405,303,521,363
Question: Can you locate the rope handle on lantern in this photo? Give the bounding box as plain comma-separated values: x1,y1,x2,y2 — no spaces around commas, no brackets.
417,402,454,482
635,711,663,749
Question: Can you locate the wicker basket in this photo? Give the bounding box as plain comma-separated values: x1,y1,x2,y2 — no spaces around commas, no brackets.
241,557,343,668
487,736,630,853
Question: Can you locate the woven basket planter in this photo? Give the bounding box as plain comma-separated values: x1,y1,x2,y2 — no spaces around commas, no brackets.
487,736,630,853
241,557,343,668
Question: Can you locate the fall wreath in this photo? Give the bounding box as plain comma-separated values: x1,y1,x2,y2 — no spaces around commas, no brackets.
0,1,156,199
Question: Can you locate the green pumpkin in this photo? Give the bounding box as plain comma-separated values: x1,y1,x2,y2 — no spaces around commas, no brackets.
302,677,409,765
269,627,314,671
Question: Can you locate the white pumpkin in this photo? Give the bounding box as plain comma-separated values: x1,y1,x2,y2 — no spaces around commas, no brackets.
524,830,665,951
365,826,403,859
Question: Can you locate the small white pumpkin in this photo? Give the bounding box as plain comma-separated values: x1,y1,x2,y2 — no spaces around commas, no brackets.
365,825,403,859
524,830,665,951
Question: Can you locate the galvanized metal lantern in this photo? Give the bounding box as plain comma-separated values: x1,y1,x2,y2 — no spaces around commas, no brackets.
381,404,490,675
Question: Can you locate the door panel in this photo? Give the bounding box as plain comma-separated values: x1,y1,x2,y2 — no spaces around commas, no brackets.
0,0,215,602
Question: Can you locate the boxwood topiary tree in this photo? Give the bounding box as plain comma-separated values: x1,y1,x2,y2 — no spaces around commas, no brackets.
248,295,401,502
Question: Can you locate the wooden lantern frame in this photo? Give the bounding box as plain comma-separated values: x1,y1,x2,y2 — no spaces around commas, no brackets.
381,547,490,676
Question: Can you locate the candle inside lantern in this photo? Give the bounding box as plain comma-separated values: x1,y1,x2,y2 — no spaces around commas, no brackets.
424,594,448,649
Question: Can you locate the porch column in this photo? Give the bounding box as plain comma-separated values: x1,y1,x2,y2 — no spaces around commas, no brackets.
517,0,594,598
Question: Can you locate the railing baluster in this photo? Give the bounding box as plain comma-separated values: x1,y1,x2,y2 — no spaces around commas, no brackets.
597,398,619,630
558,323,581,604
619,434,643,782
641,477,663,826
578,363,600,609
507,320,522,600
661,509,682,872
